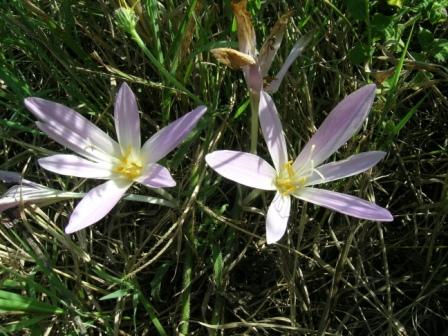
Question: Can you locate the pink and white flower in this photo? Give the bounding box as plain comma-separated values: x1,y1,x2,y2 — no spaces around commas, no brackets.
25,83,206,233
206,85,393,244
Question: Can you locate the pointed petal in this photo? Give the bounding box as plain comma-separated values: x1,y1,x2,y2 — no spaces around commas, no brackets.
135,163,176,188
0,185,63,212
205,150,276,190
65,179,131,233
0,202,18,213
142,105,207,163
231,0,257,57
38,154,113,179
114,83,141,152
306,151,386,186
295,187,393,221
259,10,293,76
265,34,311,94
259,91,288,170
25,97,120,157
266,192,291,244
35,121,116,163
293,84,377,173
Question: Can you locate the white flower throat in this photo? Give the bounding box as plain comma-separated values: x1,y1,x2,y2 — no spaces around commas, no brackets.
113,146,142,180
274,161,307,196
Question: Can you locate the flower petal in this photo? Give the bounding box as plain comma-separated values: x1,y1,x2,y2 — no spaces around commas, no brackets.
114,83,141,152
65,179,131,234
35,121,116,163
25,97,119,158
0,202,18,213
264,34,311,94
135,163,176,188
266,192,291,244
294,187,393,221
205,150,276,190
243,64,263,93
259,10,292,76
259,91,288,170
0,185,64,212
293,84,377,173
306,151,386,186
141,105,207,163
38,154,113,179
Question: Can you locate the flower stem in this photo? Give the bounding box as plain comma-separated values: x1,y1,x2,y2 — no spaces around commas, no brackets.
249,91,260,154
179,237,193,336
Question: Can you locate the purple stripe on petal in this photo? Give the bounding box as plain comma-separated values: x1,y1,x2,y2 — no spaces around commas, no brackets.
266,192,291,244
135,163,176,188
295,187,393,222
293,85,377,172
205,150,276,190
142,105,207,163
0,200,22,213
114,83,141,152
0,185,65,212
306,151,386,186
65,179,131,234
25,97,119,156
35,121,115,163
38,154,113,179
259,91,288,171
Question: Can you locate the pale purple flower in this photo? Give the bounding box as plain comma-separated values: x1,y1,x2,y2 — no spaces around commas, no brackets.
206,85,393,244
25,83,206,233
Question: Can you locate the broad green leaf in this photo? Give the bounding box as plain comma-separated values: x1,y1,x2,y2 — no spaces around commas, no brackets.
371,13,394,42
348,43,370,65
418,27,434,50
431,39,448,62
344,0,368,21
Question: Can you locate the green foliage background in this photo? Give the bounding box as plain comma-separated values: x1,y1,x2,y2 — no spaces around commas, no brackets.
0,0,447,334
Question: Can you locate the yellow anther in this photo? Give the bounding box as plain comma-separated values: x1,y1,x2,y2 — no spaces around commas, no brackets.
113,147,142,181
274,161,307,196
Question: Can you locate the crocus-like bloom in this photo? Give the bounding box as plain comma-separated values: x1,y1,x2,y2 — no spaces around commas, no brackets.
211,0,309,94
0,171,81,213
25,83,206,233
206,85,393,244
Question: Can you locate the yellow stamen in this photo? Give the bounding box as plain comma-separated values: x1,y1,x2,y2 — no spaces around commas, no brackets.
274,161,307,196
113,147,142,181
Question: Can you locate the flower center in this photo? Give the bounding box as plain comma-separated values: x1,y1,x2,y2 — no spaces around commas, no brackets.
274,161,307,196
113,147,143,181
